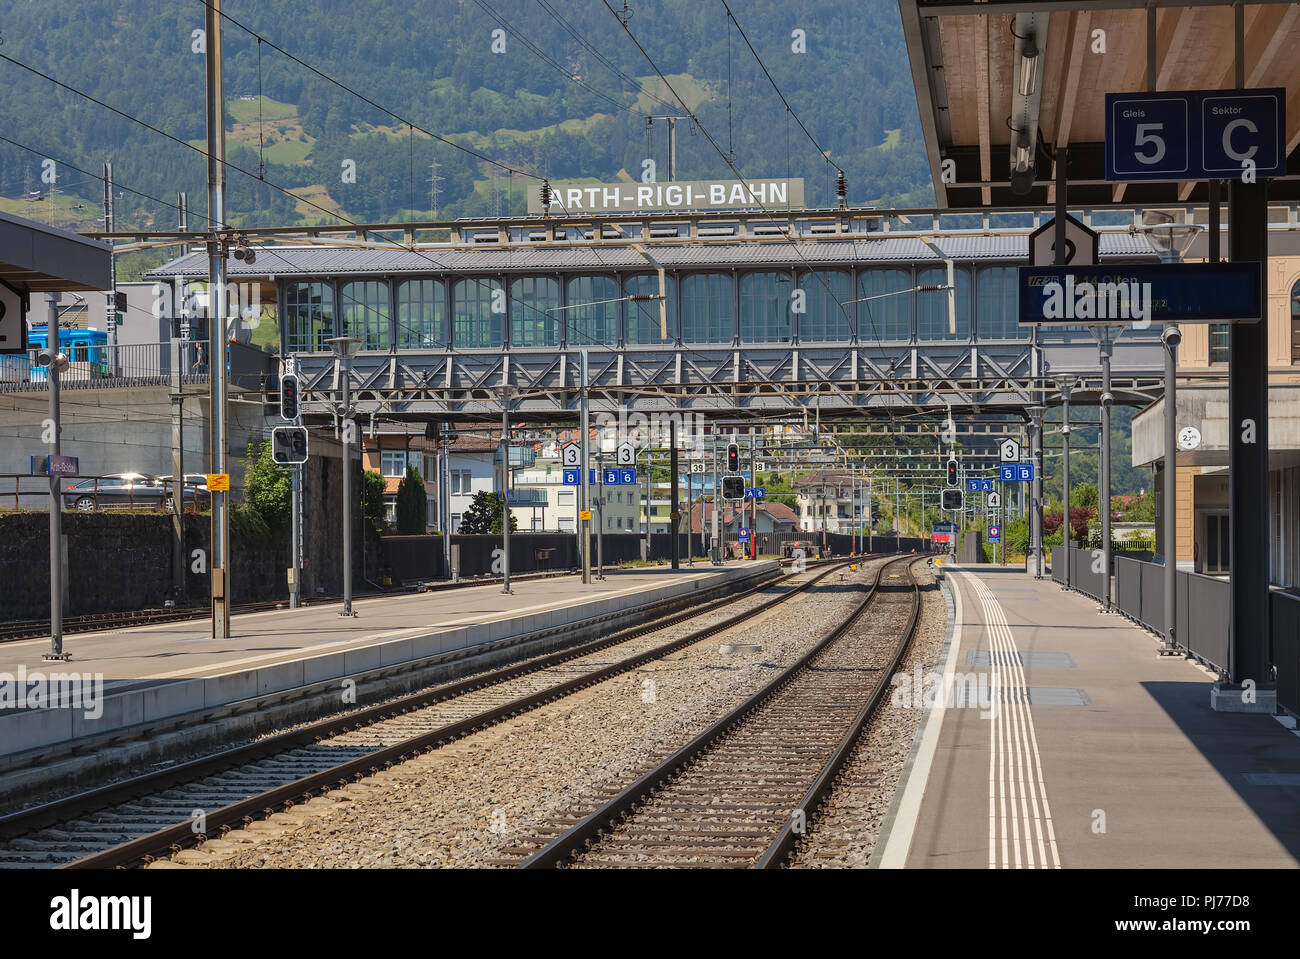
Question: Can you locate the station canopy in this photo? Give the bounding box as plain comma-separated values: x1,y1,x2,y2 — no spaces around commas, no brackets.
900,0,1300,208
0,209,113,293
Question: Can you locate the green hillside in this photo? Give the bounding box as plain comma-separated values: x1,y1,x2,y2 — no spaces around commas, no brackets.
0,0,933,241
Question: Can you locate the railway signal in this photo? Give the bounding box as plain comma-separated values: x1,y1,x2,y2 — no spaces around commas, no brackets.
727,443,740,473
722,475,745,500
941,488,963,511
279,373,299,421
272,426,309,465
946,458,959,487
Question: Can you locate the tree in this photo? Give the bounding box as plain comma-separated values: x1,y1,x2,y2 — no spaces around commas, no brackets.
458,490,517,534
395,465,427,534
362,470,386,531
242,440,291,531
1073,482,1099,510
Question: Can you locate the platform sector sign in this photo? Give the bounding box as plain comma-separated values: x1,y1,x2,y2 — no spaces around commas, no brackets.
528,178,805,215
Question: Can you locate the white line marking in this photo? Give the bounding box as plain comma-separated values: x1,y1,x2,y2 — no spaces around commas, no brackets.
875,569,966,869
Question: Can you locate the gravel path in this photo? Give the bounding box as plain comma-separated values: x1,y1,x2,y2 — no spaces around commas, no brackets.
787,562,949,868
181,558,900,869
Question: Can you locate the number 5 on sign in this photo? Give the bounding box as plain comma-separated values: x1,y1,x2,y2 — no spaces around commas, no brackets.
1134,123,1166,164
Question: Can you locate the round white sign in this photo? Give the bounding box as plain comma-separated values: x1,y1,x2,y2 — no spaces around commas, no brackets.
1177,426,1202,451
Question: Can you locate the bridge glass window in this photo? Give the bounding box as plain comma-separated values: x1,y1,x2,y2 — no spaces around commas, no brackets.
681,273,734,344
396,279,446,349
340,280,391,351
284,281,334,352
510,276,560,347
976,267,1027,339
740,272,793,343
566,276,618,346
917,267,971,340
625,274,677,345
453,278,505,349
856,269,911,341
796,271,852,342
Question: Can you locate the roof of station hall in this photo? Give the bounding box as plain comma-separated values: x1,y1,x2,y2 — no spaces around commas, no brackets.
146,232,1159,279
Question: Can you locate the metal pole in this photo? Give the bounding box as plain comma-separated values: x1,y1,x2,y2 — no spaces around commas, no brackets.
1100,334,1113,610
749,437,757,559
711,439,720,561
596,451,605,579
103,163,118,378
45,294,66,661
205,0,231,638
580,350,591,584
290,464,302,608
1029,407,1044,577
172,190,188,602
685,461,692,565
340,356,355,616
643,450,651,561
670,420,680,569
1162,330,1178,649
170,306,185,603
1061,381,1072,589
501,393,512,593
441,421,451,579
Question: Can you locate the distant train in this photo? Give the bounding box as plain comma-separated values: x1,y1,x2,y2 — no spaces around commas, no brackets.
19,326,110,382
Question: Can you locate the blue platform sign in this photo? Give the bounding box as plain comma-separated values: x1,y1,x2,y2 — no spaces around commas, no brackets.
745,487,766,499
1105,88,1285,182
738,527,750,541
967,478,994,493
1018,262,1262,326
999,463,1035,483
988,524,1001,543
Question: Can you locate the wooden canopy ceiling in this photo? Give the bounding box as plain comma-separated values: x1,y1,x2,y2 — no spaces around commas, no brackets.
900,0,1300,207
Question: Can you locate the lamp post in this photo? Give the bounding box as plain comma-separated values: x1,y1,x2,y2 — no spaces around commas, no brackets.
326,335,362,617
1055,375,1076,590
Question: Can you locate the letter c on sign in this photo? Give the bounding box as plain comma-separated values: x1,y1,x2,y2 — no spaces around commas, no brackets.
1222,118,1259,162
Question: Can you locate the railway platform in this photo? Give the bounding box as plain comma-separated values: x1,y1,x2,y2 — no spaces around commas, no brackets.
0,561,778,762
875,565,1300,869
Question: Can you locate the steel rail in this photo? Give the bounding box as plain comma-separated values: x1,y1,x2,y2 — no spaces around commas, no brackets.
519,553,919,869
36,556,867,868
753,558,923,868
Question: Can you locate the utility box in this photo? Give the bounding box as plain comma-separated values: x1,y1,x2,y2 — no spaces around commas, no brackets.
957,531,983,564
450,544,461,583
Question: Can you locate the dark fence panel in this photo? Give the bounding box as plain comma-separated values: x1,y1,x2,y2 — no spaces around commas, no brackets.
1115,556,1142,622
1050,546,1064,584
1273,592,1300,716
1181,571,1230,672
1139,563,1165,636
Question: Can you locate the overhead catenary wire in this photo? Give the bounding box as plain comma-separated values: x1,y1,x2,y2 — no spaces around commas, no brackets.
595,0,897,361
194,0,542,181
718,0,842,176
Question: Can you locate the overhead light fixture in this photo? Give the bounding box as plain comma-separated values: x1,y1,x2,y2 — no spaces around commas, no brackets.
1018,36,1040,97
1014,132,1033,173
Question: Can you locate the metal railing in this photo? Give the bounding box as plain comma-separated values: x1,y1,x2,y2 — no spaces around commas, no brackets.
0,473,212,513
1053,545,1287,688
0,340,276,392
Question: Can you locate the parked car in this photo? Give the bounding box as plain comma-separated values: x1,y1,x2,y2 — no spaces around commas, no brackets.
63,473,166,512
62,473,206,513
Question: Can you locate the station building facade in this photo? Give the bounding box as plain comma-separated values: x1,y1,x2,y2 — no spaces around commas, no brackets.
1133,254,1300,588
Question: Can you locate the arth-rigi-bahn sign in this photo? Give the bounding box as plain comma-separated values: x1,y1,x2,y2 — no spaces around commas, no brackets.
528,178,805,215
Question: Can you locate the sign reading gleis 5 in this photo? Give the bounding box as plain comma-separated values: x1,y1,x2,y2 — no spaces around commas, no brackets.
528,178,804,215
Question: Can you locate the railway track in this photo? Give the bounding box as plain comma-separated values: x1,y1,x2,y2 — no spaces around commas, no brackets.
506,554,924,869
0,555,876,869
